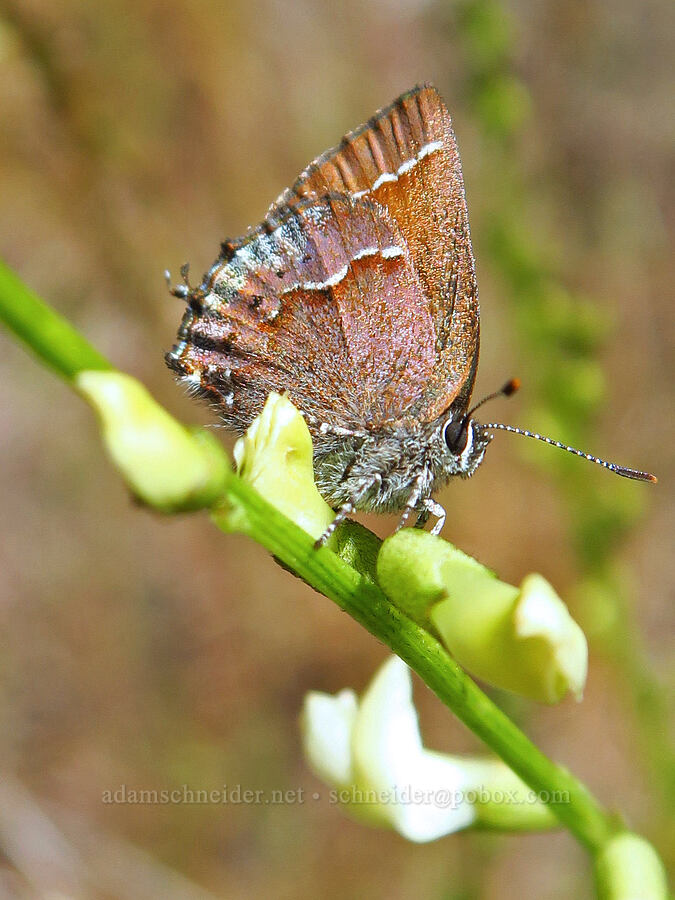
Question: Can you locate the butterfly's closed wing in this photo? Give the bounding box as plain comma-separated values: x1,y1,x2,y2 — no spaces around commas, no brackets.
272,84,480,421
167,191,440,431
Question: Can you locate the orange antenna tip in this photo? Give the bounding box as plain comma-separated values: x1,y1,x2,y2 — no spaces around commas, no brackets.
502,378,520,397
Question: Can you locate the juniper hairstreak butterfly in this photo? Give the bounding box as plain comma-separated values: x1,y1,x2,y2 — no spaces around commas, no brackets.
166,84,656,544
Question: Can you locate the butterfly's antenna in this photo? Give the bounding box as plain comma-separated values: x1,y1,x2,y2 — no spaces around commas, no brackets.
466,378,521,420
482,422,657,483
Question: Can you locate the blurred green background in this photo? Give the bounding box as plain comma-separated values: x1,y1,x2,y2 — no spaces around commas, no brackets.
0,0,672,896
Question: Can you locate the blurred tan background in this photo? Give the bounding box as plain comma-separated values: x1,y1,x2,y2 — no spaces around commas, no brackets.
0,0,672,897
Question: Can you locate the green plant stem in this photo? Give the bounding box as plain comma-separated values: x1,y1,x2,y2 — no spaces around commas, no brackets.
0,260,646,860
214,479,618,852
0,258,111,379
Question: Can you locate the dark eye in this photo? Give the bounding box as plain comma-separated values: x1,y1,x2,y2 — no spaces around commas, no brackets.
443,418,469,452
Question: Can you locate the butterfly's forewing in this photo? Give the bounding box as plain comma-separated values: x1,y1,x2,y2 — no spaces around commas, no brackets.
167,192,438,430
271,84,480,421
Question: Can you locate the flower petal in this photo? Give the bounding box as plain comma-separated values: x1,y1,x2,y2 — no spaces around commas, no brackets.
233,393,335,540
377,530,588,703
76,371,227,511
301,689,358,788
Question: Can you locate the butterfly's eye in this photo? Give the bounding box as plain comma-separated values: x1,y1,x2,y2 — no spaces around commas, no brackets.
442,418,470,453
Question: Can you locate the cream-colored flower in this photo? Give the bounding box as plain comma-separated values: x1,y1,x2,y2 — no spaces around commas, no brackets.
377,530,587,704
233,392,335,540
595,832,668,900
76,371,228,511
302,657,554,841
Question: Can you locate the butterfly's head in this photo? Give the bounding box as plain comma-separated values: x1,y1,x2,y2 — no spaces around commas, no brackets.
437,378,521,477
440,415,491,477
440,377,657,485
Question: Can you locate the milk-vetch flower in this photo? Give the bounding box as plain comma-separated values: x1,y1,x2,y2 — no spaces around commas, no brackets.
76,371,228,512
595,832,668,900
302,656,555,841
377,530,587,703
233,392,335,541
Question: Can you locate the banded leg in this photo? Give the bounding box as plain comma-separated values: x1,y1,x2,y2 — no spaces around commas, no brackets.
303,412,369,442
414,507,430,529
314,473,382,549
395,469,428,532
424,498,447,535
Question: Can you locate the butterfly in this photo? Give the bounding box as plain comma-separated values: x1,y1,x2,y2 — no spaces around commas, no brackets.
166,84,655,544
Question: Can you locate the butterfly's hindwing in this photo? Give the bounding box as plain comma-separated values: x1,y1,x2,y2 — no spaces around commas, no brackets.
270,84,480,421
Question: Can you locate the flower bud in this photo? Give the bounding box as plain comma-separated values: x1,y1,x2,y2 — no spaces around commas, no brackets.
595,832,668,900
377,530,587,704
76,371,228,512
233,392,335,540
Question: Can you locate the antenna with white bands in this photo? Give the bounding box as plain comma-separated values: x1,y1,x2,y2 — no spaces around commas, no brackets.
482,422,657,484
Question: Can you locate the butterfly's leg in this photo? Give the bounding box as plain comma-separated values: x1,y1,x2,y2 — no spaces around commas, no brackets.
413,507,430,529
314,473,382,549
422,498,446,535
396,469,429,532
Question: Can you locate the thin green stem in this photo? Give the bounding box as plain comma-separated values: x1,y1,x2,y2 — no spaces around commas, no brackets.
215,479,618,852
0,261,642,859
0,258,111,379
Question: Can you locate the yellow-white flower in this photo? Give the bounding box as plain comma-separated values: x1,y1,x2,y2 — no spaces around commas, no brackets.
76,371,228,512
377,530,587,704
302,656,555,841
233,392,335,540
595,832,668,900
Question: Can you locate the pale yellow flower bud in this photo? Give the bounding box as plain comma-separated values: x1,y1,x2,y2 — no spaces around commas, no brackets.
76,371,228,512
377,530,587,704
233,393,335,540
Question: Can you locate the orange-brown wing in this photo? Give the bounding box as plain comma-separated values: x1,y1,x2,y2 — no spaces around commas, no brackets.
166,193,438,431
268,84,480,421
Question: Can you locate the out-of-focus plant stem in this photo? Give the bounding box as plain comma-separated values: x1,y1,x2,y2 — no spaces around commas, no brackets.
453,0,671,855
